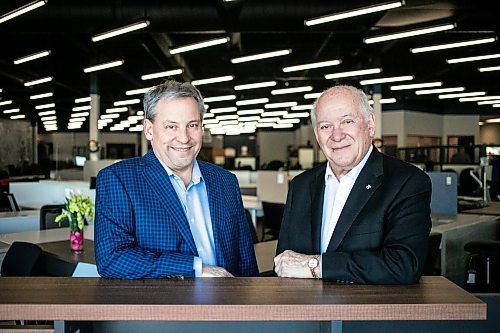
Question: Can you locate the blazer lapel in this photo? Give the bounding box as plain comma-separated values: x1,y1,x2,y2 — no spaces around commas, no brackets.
142,150,198,254
198,162,227,267
310,165,326,253
327,148,383,252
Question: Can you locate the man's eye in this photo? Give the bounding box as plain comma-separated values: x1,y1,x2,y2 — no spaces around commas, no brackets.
166,125,176,130
189,123,199,128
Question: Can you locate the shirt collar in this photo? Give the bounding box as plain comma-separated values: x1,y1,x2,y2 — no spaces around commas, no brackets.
154,150,203,185
325,144,373,182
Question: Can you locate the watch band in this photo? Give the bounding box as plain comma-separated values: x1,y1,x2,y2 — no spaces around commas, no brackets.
309,256,320,279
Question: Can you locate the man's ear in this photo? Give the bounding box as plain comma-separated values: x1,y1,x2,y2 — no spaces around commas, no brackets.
368,113,376,137
143,119,153,141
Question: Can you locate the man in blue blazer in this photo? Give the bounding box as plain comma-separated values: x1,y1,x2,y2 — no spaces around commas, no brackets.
274,85,432,284
94,80,258,279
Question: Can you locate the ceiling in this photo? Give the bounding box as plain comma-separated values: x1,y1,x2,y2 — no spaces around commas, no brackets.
1,0,499,134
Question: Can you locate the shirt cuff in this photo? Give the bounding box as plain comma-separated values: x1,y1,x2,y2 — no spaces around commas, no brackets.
193,256,203,277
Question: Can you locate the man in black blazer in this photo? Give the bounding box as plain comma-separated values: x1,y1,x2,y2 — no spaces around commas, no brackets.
274,85,431,284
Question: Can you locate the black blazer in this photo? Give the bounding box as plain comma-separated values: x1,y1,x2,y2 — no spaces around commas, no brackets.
276,147,432,284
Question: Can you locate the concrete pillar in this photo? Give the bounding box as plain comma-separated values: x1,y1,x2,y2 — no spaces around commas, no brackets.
372,85,382,139
89,75,100,161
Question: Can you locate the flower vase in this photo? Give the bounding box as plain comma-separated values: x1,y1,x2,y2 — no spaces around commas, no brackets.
70,228,84,252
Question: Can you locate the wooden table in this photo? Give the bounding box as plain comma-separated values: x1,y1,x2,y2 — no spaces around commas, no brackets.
0,277,486,326
461,201,500,216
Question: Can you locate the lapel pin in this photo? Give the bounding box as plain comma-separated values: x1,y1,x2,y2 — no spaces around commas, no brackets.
366,184,372,190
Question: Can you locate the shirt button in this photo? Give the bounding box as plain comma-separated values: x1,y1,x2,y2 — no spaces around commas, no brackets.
191,218,194,222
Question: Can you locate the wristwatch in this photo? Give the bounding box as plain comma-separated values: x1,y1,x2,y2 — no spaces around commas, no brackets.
308,256,320,279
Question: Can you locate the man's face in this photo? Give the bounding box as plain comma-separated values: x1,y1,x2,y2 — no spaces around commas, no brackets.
144,97,203,175
314,90,375,178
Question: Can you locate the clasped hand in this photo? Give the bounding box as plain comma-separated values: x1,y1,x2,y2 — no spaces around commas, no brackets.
201,264,234,277
274,250,322,278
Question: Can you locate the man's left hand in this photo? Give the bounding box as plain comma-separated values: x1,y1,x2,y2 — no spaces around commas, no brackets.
274,250,322,278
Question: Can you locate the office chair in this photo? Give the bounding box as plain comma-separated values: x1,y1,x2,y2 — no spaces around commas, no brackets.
260,201,285,242
39,204,67,230
464,240,500,293
244,209,259,244
0,192,20,212
422,232,442,276
1,242,42,277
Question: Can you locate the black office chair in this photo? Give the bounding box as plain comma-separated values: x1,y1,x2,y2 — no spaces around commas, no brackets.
1,242,42,276
260,201,285,242
422,232,442,276
464,240,500,292
244,208,259,244
39,204,67,230
0,192,20,212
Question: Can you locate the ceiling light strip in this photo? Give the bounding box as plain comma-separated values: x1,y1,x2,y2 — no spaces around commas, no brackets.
415,87,465,95
447,53,500,64
459,95,500,102
282,59,341,72
234,81,277,90
411,37,496,53
92,20,150,42
360,75,414,85
236,98,269,106
204,95,236,103
0,0,47,24
390,82,442,90
0,100,13,106
14,50,51,64
114,99,141,106
364,23,455,44
24,76,53,87
478,65,500,72
192,75,234,86
141,69,183,80
325,68,382,79
126,87,154,95
170,37,229,54
84,60,124,73
438,92,486,99
75,97,91,103
231,49,291,64
35,103,55,110
305,1,403,26
30,92,53,99
271,86,313,95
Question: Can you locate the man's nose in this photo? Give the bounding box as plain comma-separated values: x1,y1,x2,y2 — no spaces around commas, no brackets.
330,126,345,141
177,128,189,143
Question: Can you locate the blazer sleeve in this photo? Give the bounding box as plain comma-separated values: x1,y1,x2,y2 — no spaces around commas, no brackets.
322,170,432,284
94,167,196,279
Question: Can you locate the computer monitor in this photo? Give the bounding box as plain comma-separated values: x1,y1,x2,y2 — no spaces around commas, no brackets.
75,156,87,167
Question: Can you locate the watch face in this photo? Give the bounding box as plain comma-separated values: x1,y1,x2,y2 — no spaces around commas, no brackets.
308,258,318,268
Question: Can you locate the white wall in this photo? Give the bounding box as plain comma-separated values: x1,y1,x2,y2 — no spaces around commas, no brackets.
480,123,500,144
442,115,480,144
257,131,296,165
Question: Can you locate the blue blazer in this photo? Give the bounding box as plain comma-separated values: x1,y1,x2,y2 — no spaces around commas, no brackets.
94,150,258,279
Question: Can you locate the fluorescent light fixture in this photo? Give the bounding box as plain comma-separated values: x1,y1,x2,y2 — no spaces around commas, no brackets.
92,20,150,42
238,116,261,122
265,102,298,109
203,95,236,103
170,37,229,54
360,75,414,85
0,0,47,24
219,120,238,126
126,87,154,95
271,86,313,95
237,109,263,115
84,60,124,73
69,117,86,123
411,37,496,53
216,115,239,120
259,117,280,123
485,118,500,123
203,113,214,119
234,81,277,90
236,98,269,106
204,119,219,124
284,112,310,118
141,69,183,80
364,23,455,44
459,96,500,102
479,65,500,72
3,108,20,114
106,107,128,113
72,112,90,117
447,53,500,64
72,105,91,111
231,49,291,64
24,76,52,86
114,99,141,106
262,111,288,117
30,92,53,99
325,68,382,79
369,98,397,104
305,1,403,26
304,92,322,99
273,123,294,128
282,60,341,72
477,100,500,105
38,110,55,116
278,118,300,124
256,123,274,128
43,120,57,125
390,82,442,90
10,114,25,120
494,105,500,108
415,87,465,95
75,97,91,103
40,116,56,121
192,75,234,86
14,50,51,64
0,100,12,106
35,103,55,110
291,105,313,110
438,92,486,99
211,107,238,114
100,114,120,119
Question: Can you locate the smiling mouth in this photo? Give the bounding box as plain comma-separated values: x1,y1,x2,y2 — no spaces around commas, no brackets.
171,147,192,152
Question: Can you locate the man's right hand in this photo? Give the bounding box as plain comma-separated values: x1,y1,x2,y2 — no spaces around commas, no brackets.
201,264,234,277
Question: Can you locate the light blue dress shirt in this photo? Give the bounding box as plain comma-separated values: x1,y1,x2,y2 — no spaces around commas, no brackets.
156,157,216,277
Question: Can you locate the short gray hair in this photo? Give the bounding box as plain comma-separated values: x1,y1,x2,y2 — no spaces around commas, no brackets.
310,85,373,128
143,80,205,122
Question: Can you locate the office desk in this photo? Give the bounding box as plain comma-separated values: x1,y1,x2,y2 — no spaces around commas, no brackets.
0,276,486,333
461,201,500,216
0,225,94,244
242,195,262,228
0,210,39,234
